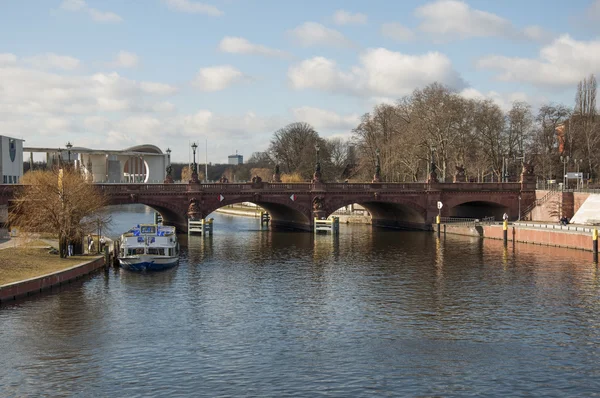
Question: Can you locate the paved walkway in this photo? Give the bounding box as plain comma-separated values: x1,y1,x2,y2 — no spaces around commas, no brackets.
0,237,59,251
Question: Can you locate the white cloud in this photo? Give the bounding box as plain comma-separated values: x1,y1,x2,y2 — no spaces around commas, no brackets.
477,34,600,87
522,25,553,42
0,54,284,161
333,10,367,25
110,51,139,68
416,0,512,39
163,0,223,16
0,53,18,65
460,88,532,111
60,0,122,23
192,65,245,92
218,37,289,58
288,22,353,48
381,22,415,41
60,0,85,11
292,106,360,131
88,8,123,23
24,53,81,71
288,48,464,97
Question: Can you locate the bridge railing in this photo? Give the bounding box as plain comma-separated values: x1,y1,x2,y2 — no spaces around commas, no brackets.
439,216,496,226
83,181,525,194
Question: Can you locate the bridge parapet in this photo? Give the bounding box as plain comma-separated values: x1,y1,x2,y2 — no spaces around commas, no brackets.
93,181,525,193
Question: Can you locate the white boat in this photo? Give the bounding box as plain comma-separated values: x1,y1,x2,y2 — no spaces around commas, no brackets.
118,224,179,271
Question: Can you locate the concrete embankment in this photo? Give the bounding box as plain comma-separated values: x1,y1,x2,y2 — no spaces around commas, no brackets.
216,206,372,224
0,256,105,303
438,223,596,252
215,207,262,218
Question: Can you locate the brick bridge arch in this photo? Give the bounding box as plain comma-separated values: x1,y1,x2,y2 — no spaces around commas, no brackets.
203,196,312,231
104,195,189,230
2,181,535,233
324,195,428,229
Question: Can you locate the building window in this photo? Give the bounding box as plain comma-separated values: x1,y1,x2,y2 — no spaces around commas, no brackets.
9,176,13,184
2,176,5,184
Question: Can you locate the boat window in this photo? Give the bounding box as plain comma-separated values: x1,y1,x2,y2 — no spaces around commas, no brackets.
148,248,165,255
136,248,144,255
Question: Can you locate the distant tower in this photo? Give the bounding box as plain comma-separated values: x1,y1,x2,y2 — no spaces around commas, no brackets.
228,150,243,165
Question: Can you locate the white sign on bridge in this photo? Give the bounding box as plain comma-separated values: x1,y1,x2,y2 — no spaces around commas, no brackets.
437,201,443,210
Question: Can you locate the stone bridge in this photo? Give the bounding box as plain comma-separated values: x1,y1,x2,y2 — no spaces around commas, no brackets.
1,180,536,232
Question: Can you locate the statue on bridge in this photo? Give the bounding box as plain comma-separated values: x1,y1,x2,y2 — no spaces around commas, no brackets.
522,161,534,175
189,163,199,184
272,164,282,183
164,165,174,184
520,161,535,186
251,175,262,184
219,176,229,183
453,164,466,183
312,195,326,220
187,197,201,220
372,148,381,183
427,149,439,183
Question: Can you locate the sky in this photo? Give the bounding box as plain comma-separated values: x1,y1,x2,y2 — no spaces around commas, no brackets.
2,0,600,163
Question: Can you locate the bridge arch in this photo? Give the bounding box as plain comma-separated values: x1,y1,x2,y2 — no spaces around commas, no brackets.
445,199,509,220
205,197,312,231
326,197,428,230
103,196,188,231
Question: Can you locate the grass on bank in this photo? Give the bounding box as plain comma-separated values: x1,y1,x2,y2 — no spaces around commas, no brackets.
0,244,99,286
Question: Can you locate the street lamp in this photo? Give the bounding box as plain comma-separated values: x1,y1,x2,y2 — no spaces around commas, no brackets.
315,143,320,165
518,195,521,221
560,155,570,190
573,158,583,190
191,142,198,166
166,147,171,164
66,141,73,163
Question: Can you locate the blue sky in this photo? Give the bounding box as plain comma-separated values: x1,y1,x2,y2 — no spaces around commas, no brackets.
1,0,600,162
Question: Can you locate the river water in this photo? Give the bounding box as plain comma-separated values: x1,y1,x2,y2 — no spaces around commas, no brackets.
1,204,600,397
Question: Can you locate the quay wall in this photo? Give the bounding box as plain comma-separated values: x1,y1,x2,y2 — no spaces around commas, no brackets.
440,224,595,251
0,257,105,303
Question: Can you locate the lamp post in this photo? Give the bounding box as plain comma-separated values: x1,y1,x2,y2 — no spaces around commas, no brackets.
315,143,320,165
191,142,198,183
66,141,73,163
166,147,171,164
518,195,521,221
560,155,570,191
313,143,322,183
574,158,583,190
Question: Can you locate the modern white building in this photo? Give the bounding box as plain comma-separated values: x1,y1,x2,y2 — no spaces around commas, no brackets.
0,135,24,184
24,144,169,183
228,153,243,165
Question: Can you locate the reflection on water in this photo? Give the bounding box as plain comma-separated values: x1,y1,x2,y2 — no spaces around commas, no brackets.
1,205,600,396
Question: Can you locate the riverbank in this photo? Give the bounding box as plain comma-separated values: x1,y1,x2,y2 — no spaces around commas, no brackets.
215,205,262,218
437,222,597,252
216,205,372,224
0,238,106,303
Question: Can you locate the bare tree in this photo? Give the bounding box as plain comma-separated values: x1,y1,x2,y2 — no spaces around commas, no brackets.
573,74,599,180
9,168,107,258
533,104,571,180
268,122,328,180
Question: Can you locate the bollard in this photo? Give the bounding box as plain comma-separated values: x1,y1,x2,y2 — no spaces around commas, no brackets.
503,219,508,246
594,228,598,263
436,215,441,237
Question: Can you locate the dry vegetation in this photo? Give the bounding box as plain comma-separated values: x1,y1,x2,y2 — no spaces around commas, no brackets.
9,167,107,258
0,246,97,285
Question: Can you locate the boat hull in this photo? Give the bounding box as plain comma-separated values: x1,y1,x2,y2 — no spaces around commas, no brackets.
119,255,179,272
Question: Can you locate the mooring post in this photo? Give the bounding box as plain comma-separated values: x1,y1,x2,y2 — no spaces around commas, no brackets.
436,214,441,237
503,219,508,246
593,228,598,263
